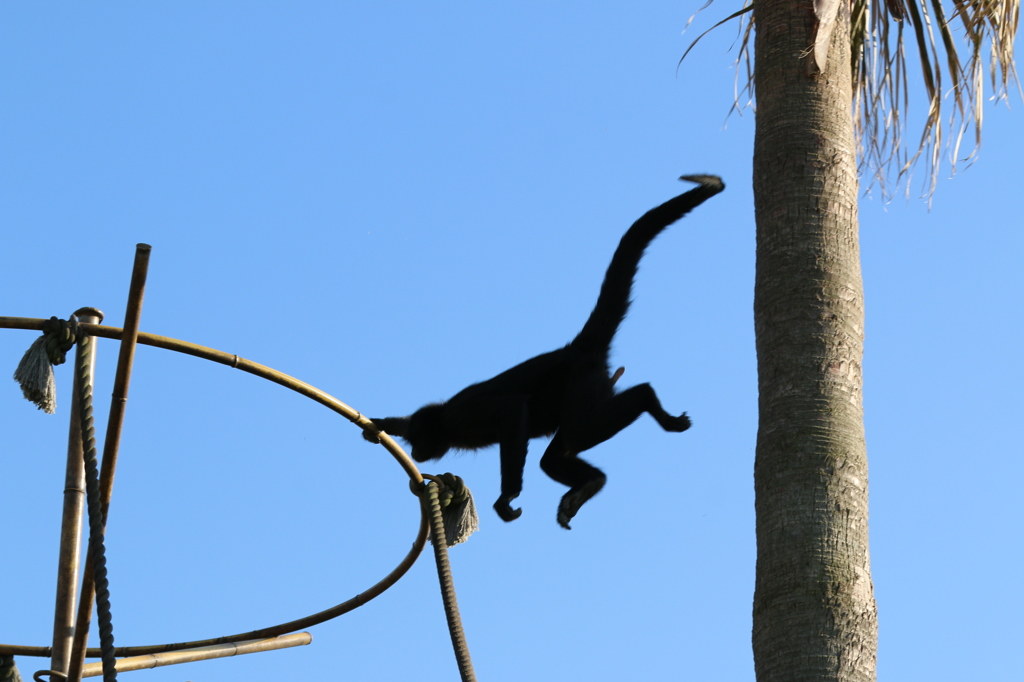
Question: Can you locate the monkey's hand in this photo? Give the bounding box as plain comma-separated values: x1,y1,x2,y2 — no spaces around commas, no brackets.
361,417,382,443
667,412,691,432
493,495,523,522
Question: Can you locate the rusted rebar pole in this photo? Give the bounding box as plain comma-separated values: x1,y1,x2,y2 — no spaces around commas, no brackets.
50,307,104,676
66,244,151,682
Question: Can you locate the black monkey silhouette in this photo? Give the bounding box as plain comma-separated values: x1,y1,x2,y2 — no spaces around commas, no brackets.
364,174,724,528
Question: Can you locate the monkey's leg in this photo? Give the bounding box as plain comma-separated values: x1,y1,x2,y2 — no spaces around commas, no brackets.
570,383,689,451
545,384,689,529
539,434,607,530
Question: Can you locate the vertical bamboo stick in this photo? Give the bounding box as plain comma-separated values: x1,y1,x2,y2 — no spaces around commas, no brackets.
97,243,151,521
50,308,104,675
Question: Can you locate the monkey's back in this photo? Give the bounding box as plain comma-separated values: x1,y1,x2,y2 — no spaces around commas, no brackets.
440,347,573,448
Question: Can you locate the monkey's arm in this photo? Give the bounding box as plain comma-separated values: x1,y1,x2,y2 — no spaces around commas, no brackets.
361,416,410,443
492,396,532,522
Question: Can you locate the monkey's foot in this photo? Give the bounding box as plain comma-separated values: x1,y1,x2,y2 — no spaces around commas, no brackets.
557,475,607,530
667,412,691,432
494,495,523,522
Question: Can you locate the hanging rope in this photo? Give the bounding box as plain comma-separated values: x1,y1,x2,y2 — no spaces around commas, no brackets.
73,334,118,682
11,317,119,681
420,477,477,682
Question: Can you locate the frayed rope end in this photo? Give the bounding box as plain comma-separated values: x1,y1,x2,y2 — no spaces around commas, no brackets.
433,473,479,547
13,336,57,414
12,316,80,415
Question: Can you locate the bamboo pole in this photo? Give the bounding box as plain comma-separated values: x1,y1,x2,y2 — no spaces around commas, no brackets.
66,244,151,682
100,244,151,514
50,307,104,675
79,633,312,678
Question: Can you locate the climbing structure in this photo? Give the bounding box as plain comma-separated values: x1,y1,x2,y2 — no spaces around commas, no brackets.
0,244,477,682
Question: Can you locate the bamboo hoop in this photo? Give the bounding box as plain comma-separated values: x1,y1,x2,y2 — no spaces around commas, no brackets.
0,316,428,658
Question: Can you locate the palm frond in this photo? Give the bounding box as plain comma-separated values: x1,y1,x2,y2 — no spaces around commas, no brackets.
852,0,1019,196
681,0,755,118
684,0,1019,199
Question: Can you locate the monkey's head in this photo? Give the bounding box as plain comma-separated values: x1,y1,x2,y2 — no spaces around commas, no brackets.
404,403,451,462
363,408,452,461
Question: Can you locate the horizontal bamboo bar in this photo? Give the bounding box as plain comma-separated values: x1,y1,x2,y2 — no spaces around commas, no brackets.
79,633,312,677
0,316,422,487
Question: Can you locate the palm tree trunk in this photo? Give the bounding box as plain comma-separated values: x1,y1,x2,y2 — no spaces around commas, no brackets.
751,0,877,680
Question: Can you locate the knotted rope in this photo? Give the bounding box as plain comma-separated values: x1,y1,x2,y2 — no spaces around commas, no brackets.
12,316,79,414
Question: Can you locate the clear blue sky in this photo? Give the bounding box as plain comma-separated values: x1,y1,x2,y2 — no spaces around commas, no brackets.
2,4,1021,681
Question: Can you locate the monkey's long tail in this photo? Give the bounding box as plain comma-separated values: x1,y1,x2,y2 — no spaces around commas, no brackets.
571,174,724,353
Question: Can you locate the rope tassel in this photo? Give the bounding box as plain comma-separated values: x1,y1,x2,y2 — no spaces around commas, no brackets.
0,654,23,682
12,316,79,414
431,473,479,547
13,336,56,413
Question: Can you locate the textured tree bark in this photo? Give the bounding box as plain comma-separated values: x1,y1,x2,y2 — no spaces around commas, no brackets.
751,0,878,680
